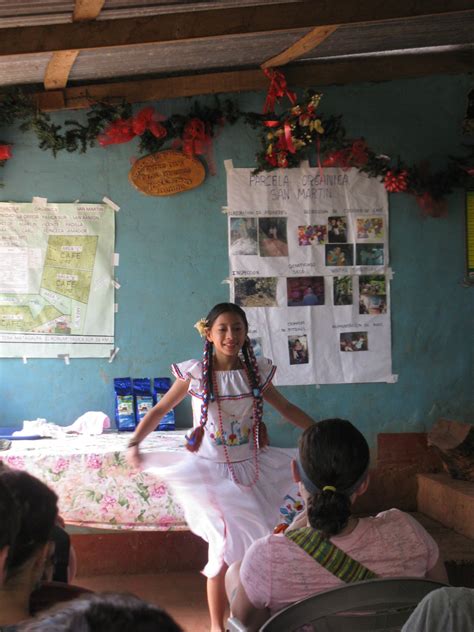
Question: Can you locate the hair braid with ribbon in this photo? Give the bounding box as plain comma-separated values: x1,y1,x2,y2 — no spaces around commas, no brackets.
242,336,269,448
185,338,212,452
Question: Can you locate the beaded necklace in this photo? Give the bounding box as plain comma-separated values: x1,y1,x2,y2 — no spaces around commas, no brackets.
211,366,260,488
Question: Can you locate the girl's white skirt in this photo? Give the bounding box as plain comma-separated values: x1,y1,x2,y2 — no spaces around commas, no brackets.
142,447,297,577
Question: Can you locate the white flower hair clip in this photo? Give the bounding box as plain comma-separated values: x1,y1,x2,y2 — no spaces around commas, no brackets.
194,318,209,337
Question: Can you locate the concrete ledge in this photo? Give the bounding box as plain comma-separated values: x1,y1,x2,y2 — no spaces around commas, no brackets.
72,530,207,576
417,473,474,540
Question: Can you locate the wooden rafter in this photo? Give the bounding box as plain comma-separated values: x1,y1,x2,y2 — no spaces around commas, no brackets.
44,51,79,90
35,48,474,112
44,0,105,90
74,0,106,21
262,25,339,68
3,1,473,57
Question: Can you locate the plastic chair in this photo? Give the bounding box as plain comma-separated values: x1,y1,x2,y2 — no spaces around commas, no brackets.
227,577,448,632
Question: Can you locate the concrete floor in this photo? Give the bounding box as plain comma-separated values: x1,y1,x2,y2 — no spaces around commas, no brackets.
76,571,212,631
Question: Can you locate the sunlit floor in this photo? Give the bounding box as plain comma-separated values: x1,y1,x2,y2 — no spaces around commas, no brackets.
77,571,212,631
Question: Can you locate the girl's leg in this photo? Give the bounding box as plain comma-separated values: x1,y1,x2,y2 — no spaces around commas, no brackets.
207,563,228,632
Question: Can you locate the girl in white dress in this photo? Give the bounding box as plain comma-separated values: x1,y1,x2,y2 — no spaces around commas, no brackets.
126,303,314,632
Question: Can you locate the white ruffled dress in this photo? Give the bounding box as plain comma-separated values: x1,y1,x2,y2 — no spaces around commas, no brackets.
142,357,298,577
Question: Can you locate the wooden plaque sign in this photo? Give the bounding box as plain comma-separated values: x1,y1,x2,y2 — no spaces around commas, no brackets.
129,150,206,196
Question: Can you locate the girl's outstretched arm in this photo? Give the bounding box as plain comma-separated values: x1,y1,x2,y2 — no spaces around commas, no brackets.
263,384,314,430
126,378,190,468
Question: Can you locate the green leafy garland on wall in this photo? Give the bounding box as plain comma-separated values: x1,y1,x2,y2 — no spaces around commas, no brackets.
0,83,472,216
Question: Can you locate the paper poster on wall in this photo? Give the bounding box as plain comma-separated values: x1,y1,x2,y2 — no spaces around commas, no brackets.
226,166,394,385
0,202,115,358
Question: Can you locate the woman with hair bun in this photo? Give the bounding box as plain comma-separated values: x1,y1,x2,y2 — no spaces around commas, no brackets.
227,419,448,630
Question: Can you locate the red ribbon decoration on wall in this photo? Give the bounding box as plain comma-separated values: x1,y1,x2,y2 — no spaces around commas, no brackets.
98,107,167,146
0,145,12,160
263,69,297,114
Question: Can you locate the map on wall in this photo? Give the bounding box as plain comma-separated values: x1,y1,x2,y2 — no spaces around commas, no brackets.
226,166,395,385
0,202,115,358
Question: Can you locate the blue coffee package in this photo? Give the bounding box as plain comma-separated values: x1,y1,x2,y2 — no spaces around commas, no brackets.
133,378,154,425
114,377,135,431
153,377,175,430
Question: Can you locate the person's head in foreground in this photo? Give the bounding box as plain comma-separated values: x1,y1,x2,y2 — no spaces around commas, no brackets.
0,468,58,627
294,418,370,536
0,472,19,585
20,592,183,632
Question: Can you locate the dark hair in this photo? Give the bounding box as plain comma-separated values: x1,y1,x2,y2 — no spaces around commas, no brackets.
186,302,265,452
0,469,58,581
22,592,183,632
299,419,370,537
0,474,19,552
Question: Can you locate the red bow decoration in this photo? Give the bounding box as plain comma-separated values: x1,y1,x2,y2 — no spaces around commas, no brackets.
98,107,167,146
322,139,369,170
322,149,351,170
131,106,167,139
182,118,211,157
384,169,409,193
263,69,296,114
0,144,13,160
416,192,448,217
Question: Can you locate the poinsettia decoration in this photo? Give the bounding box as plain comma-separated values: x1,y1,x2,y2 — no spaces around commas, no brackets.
246,78,474,216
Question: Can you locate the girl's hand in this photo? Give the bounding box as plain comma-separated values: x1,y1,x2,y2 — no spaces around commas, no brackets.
126,444,143,470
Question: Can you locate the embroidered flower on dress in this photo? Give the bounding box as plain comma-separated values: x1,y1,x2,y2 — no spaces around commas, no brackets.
194,318,209,337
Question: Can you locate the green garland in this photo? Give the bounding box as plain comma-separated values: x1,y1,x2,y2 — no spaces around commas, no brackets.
0,88,472,213
0,89,239,156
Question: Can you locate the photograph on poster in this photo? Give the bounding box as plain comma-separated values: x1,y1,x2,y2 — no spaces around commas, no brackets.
333,276,353,306
288,335,309,365
258,218,289,257
234,277,278,307
359,275,387,315
326,244,354,266
287,276,325,306
356,243,384,265
230,218,258,255
328,216,348,243
249,336,263,357
356,217,384,239
340,331,369,352
297,224,327,246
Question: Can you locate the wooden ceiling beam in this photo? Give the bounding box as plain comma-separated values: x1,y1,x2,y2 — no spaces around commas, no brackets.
34,48,474,112
262,25,339,68
44,0,105,91
2,1,473,57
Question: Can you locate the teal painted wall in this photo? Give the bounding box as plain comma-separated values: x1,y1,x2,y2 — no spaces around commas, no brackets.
0,74,473,450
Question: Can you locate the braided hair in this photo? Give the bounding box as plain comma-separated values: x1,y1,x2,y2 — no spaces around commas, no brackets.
186,303,268,452
299,419,369,537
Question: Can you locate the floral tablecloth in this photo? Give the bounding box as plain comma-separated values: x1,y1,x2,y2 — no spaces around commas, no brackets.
0,431,188,531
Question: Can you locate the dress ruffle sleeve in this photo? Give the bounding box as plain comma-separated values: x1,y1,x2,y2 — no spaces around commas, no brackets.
256,357,277,392
171,359,202,380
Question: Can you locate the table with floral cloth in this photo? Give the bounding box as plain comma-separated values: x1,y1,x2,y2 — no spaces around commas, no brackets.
0,431,188,530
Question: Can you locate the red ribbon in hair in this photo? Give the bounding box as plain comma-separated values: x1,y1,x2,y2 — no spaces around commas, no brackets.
98,107,167,146
263,69,296,114
0,145,12,160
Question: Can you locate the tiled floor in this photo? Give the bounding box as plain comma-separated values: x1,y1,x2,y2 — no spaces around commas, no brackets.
76,571,213,631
